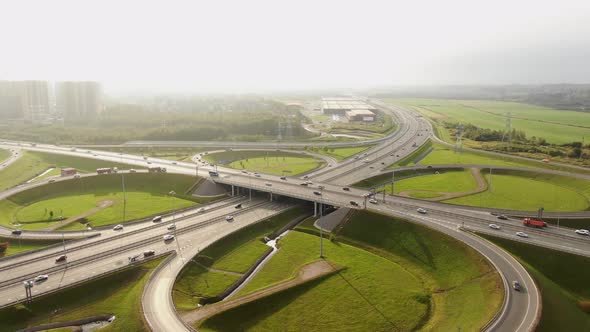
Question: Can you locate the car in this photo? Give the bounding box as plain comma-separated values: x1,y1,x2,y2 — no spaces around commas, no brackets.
342,187,350,191
167,224,176,230
172,161,177,165
313,191,322,196
143,250,156,257
488,224,501,230
255,173,261,177
369,166,374,169
235,204,242,209
55,255,67,263
490,211,498,216
512,280,521,291
113,224,124,231
129,169,136,173
74,174,81,178
265,182,272,187
197,207,206,213
147,162,152,164
350,200,359,206
303,175,309,179
280,176,287,180
300,182,308,186
575,229,590,236
34,274,49,283
48,179,55,183
390,154,394,156
516,232,529,238
241,170,248,174
318,185,325,190
152,216,162,222
225,215,234,221
369,199,378,204
497,215,508,220
381,162,385,165
417,208,427,214
163,234,175,241
11,229,22,235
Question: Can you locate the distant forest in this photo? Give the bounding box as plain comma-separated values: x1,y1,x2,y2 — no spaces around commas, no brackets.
0,97,314,144
372,84,590,111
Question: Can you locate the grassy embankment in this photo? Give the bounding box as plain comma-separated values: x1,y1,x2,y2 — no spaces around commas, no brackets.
308,145,372,161
0,173,211,230
445,169,590,212
0,148,11,162
481,234,590,331
199,211,502,331
173,207,308,311
203,150,325,176
0,256,166,332
0,151,141,191
0,237,60,258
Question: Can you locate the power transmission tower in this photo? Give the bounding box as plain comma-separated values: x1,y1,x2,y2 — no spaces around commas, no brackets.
501,112,512,150
455,124,464,153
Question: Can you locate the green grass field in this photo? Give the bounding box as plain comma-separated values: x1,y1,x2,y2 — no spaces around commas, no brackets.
203,231,429,331
445,170,590,211
0,256,165,332
376,169,478,196
173,207,308,310
0,237,60,258
203,150,324,176
481,234,590,331
389,139,433,167
0,173,204,230
0,148,11,162
389,98,590,144
204,211,501,331
0,151,141,191
310,146,372,161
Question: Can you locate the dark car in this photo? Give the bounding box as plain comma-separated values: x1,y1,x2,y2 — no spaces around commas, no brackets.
313,191,322,196
55,255,67,263
350,201,359,206
513,280,521,291
11,229,22,235
235,204,242,209
342,187,350,191
497,215,508,220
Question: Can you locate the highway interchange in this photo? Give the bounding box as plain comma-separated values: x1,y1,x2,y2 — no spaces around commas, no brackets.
1,100,588,331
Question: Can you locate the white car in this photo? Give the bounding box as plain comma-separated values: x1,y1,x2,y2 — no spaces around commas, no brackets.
516,232,529,238
225,215,234,221
74,174,81,178
113,224,124,231
34,274,49,282
369,199,378,204
163,234,175,241
197,207,206,213
129,169,137,173
265,183,272,187
488,224,501,230
255,173,261,177
575,229,590,236
167,224,176,230
417,208,427,214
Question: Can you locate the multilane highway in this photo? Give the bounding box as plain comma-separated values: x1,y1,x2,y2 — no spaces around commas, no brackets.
0,100,571,331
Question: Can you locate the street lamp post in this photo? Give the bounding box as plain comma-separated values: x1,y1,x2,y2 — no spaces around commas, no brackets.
319,187,324,258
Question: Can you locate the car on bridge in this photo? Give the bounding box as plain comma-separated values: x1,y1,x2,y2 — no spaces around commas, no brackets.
516,232,529,238
313,191,322,196
255,173,261,177
144,250,156,257
167,224,176,230
34,274,49,283
417,208,427,214
369,199,378,204
226,215,234,221
152,216,162,222
113,224,124,231
163,234,175,242
265,182,272,187
488,224,501,230
11,229,22,235
497,215,508,220
575,229,590,236
342,187,350,191
350,201,359,206
55,255,67,263
280,176,287,180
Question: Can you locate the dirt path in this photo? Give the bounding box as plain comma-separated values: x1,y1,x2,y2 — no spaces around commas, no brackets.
398,168,488,201
192,260,244,277
182,260,340,326
44,199,115,231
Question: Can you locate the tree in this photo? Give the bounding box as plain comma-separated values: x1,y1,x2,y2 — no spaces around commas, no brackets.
0,242,7,254
49,210,54,220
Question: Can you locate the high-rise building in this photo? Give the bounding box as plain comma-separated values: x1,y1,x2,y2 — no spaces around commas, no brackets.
56,81,102,124
0,80,50,122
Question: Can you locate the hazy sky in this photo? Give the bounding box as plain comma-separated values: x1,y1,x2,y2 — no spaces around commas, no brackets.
1,0,589,93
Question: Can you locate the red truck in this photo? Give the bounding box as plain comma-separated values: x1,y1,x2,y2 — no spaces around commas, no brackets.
523,218,547,228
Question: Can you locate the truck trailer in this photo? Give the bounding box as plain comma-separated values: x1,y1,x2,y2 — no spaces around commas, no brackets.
523,218,547,228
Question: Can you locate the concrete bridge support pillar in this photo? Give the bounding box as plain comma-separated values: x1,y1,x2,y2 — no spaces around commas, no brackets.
231,185,235,197
314,201,317,217
270,192,273,202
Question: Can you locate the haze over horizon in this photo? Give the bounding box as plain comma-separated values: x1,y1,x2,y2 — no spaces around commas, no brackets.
1,0,589,94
